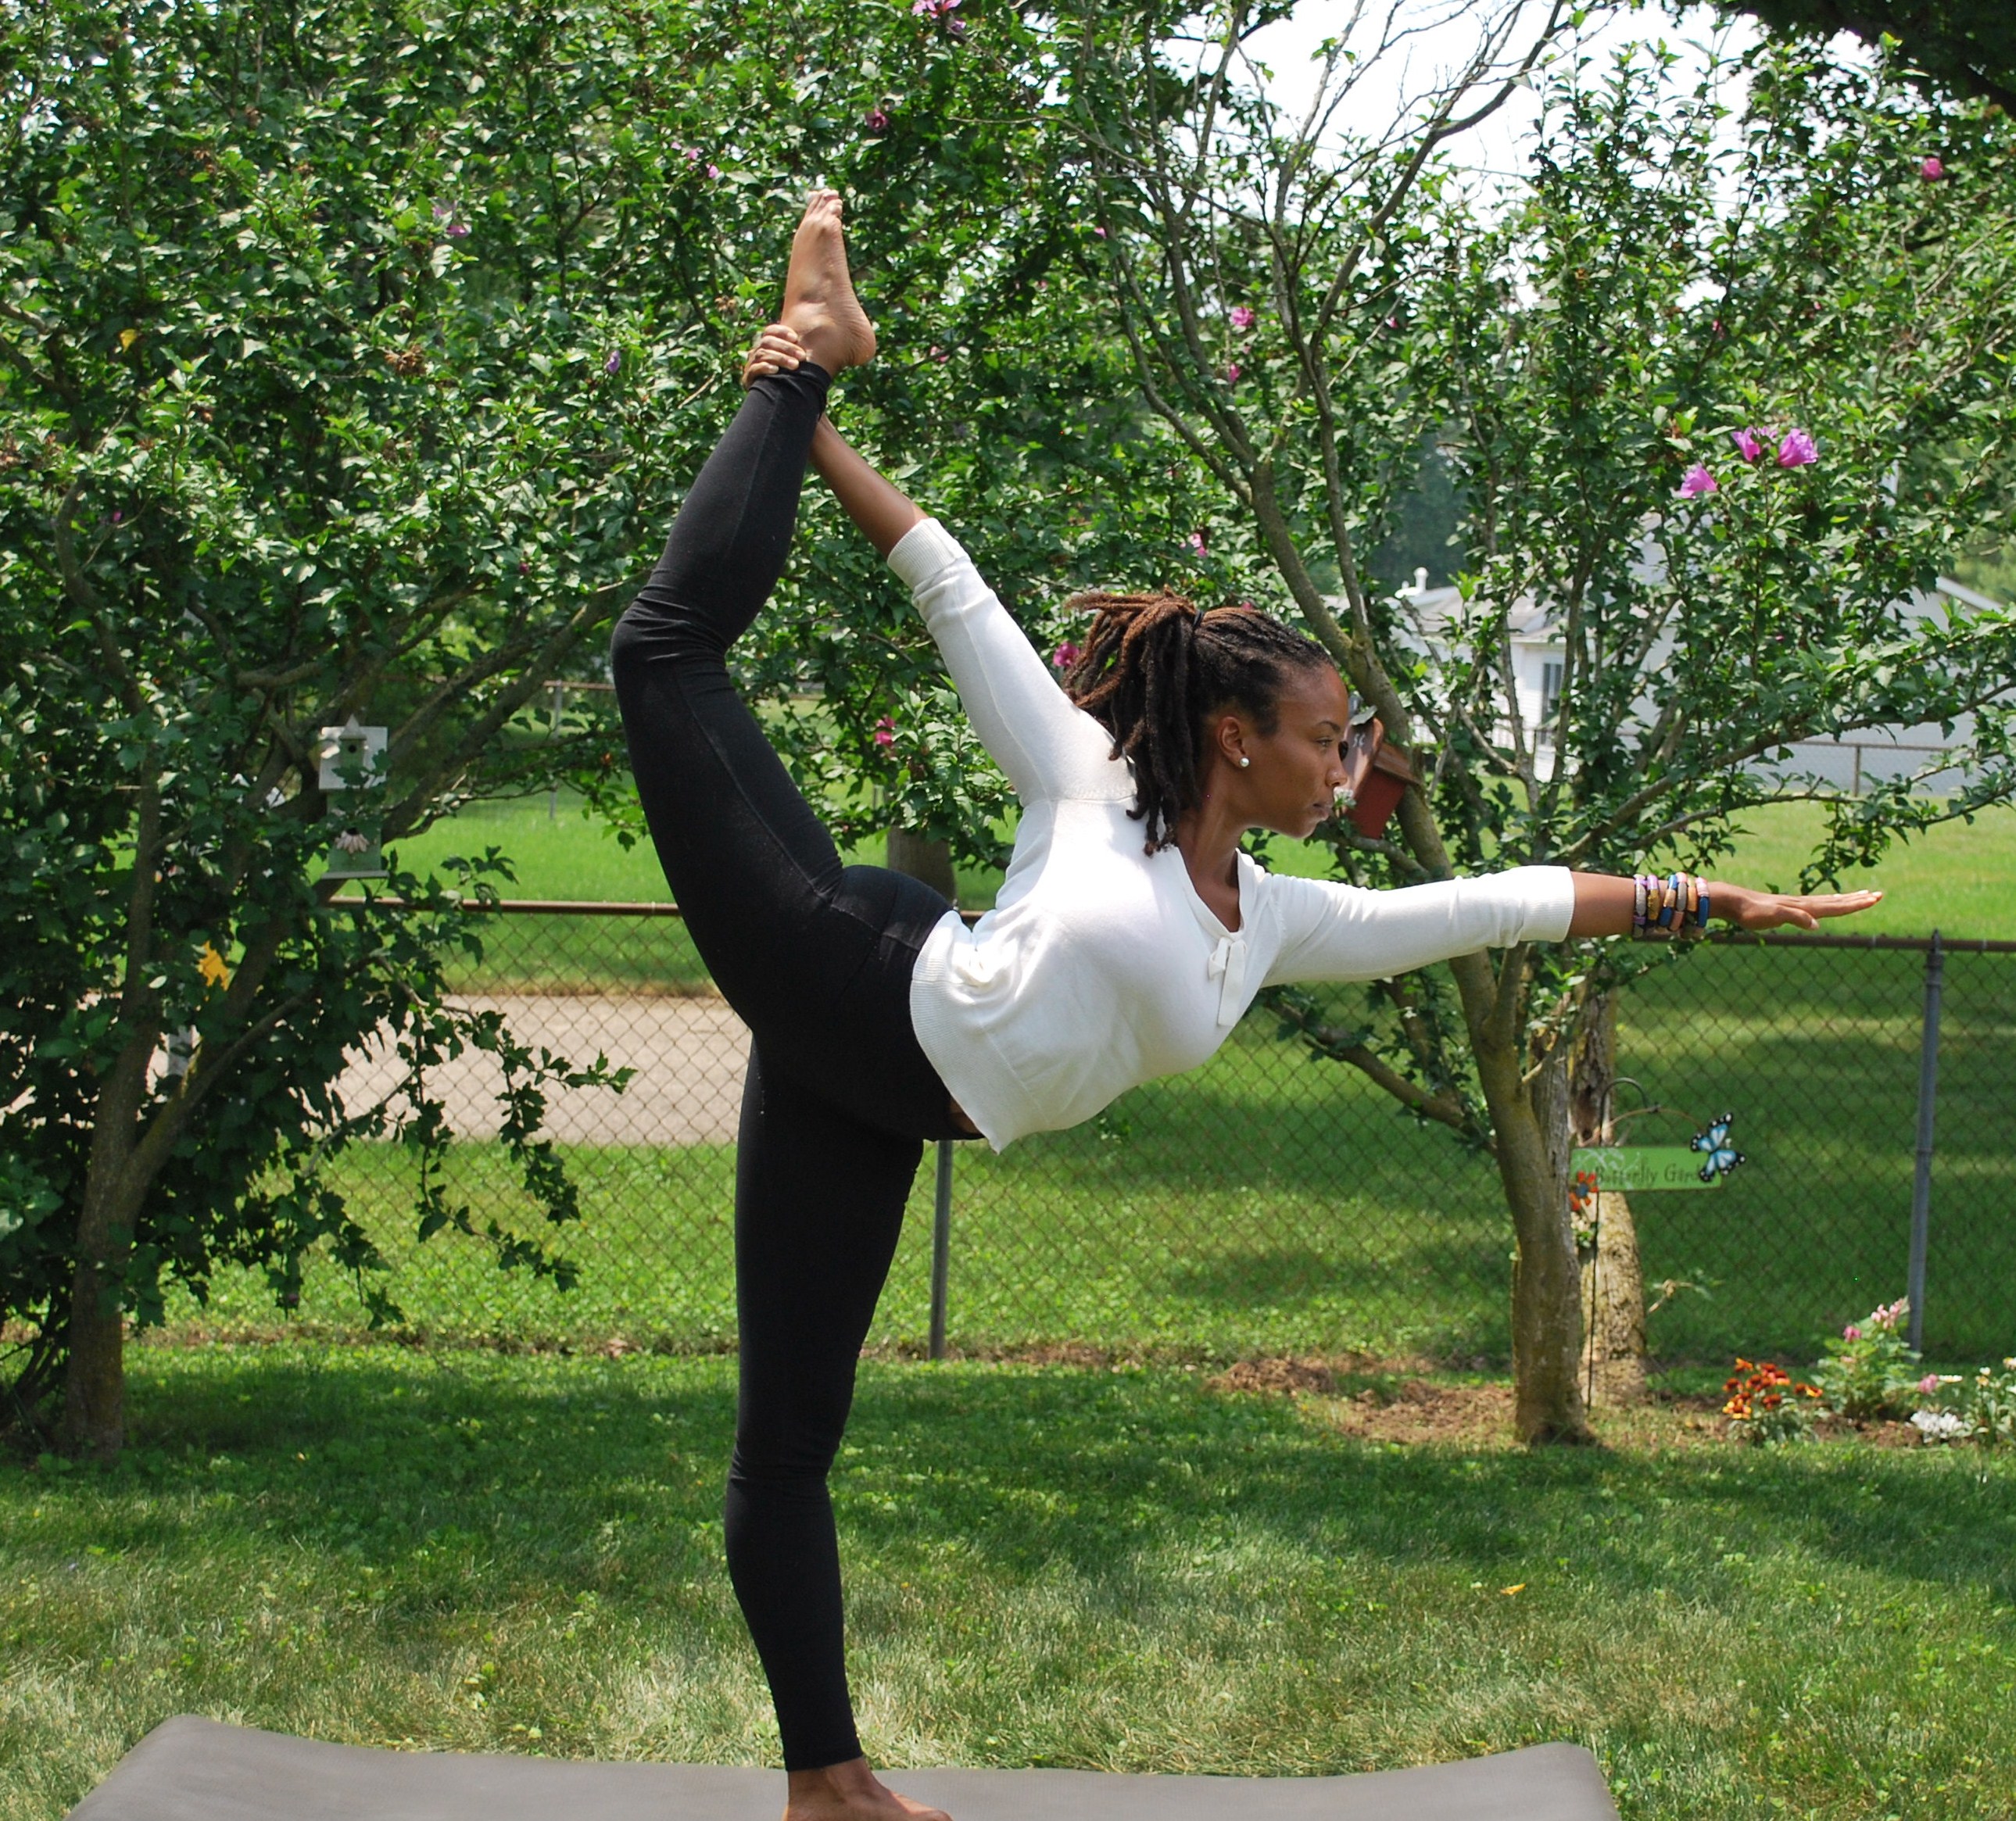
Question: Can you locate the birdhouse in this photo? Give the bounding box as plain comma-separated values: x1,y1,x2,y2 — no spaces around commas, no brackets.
1340,714,1416,840
317,717,389,879
317,716,387,792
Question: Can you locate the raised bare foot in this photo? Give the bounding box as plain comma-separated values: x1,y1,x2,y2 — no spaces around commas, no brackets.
781,189,877,376
781,1755,950,1821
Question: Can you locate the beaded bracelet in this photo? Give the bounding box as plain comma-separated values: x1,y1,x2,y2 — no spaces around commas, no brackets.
1632,871,1712,939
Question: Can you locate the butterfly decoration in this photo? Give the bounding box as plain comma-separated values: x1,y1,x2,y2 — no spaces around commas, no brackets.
1691,1112,1746,1183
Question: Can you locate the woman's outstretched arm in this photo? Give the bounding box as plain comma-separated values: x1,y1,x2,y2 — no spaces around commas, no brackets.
743,323,923,556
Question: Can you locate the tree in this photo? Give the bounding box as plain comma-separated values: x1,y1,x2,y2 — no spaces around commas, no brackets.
1716,0,2016,116
1060,4,2016,1440
2,0,1177,1455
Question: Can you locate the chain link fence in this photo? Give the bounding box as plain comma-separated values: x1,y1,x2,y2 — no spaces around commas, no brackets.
182,907,2014,1366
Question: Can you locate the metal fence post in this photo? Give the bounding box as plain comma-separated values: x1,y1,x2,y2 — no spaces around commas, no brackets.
1907,931,1944,1353
929,1138,954,1361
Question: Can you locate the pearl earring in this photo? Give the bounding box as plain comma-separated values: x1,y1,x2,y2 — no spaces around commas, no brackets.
1237,756,1250,769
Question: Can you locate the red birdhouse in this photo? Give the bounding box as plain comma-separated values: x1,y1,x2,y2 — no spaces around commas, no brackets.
1341,716,1416,839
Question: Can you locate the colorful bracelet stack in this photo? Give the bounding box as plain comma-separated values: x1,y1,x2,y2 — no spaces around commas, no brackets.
1632,871,1711,939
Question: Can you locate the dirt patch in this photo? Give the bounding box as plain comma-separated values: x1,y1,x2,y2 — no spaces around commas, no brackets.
1206,1356,1341,1397
1323,1379,1519,1447
1202,1355,1522,1446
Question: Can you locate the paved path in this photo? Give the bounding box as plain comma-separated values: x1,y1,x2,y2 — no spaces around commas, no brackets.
336,993,750,1147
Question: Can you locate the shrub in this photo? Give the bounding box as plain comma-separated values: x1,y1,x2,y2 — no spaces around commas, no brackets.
1811,1298,1922,1419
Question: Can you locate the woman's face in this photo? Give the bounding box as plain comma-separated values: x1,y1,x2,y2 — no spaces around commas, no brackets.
1210,665,1355,839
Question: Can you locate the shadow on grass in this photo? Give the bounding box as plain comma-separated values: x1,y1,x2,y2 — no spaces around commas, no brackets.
841,1366,2016,1611
44,1345,2011,1626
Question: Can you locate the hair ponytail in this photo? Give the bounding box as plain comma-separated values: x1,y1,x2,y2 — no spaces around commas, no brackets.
1061,588,1334,852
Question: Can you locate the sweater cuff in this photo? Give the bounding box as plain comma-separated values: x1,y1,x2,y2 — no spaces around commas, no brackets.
1524,865,1578,943
886,517,969,593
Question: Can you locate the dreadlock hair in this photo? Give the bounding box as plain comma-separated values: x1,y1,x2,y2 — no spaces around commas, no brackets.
1059,589,1336,853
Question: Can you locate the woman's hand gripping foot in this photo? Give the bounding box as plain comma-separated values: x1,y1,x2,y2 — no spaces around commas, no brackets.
743,323,809,388
782,1755,951,1821
779,188,877,377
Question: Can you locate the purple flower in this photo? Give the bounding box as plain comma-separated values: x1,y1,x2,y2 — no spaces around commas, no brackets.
1777,427,1818,468
110,509,123,523
1187,529,1209,556
1843,1324,1862,1341
1050,640,1081,671
603,351,620,375
1229,305,1255,330
684,146,702,164
873,716,896,747
1223,362,1241,383
1234,599,1255,613
1093,225,1107,239
945,16,965,35
1918,1373,1941,1395
929,345,949,364
446,221,470,238
707,164,722,181
1679,463,1717,498
1921,156,1945,181
1731,427,1764,463
865,107,890,132
432,201,453,220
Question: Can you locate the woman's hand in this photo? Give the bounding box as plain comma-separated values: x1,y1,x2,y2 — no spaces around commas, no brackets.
742,323,808,388
1709,882,1883,932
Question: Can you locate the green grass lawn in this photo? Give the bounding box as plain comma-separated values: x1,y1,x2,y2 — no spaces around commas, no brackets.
4,1343,2012,1820
385,793,2016,939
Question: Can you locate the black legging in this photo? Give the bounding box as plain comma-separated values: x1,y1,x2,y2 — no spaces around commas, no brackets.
609,364,963,1772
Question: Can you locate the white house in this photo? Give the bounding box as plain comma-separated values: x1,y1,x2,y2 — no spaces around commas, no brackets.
1384,566,1996,795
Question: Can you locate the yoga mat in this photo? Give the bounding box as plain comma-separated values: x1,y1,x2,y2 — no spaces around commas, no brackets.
67,1715,1620,1820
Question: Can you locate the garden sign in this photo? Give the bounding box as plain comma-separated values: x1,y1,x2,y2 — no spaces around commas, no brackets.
1572,1115,1747,1195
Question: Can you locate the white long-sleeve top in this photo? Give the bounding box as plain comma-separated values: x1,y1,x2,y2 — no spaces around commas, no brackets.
889,519,1576,1150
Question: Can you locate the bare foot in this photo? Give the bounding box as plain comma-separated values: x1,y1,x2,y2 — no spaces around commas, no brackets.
781,189,877,376
782,1755,950,1821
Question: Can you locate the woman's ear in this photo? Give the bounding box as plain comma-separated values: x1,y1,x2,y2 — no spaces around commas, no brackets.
1211,710,1248,769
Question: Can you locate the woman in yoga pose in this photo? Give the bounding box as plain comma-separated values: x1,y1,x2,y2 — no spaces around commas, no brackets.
609,191,1878,1821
